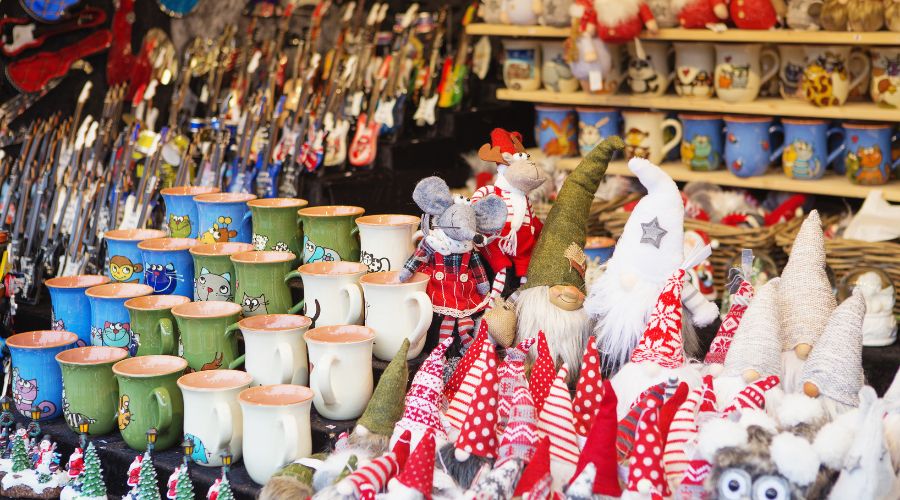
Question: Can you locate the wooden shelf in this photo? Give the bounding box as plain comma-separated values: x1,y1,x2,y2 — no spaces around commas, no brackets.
497,89,900,122
467,24,900,45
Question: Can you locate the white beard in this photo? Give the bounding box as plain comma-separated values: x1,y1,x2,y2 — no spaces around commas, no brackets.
515,286,591,384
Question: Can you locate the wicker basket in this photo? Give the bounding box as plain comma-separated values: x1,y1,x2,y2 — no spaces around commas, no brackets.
776,214,900,315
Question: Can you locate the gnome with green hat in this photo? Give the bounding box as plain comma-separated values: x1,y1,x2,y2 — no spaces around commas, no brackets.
515,137,624,384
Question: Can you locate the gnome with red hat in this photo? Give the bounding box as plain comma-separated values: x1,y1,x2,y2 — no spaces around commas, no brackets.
474,128,548,302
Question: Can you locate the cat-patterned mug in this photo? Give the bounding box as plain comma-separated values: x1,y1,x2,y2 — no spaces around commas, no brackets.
171,301,242,373
189,242,254,303
138,237,199,297
161,186,220,239
8,330,79,420
231,251,302,317
714,44,780,103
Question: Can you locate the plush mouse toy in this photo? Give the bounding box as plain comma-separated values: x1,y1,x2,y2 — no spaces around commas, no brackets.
400,177,507,349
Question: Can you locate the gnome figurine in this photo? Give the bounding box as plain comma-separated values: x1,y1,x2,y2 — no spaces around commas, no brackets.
514,136,624,384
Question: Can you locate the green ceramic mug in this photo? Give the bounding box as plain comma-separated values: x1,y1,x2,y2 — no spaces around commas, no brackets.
171,301,243,372
230,251,302,317
248,198,308,267
125,295,191,356
113,355,188,451
56,346,129,435
189,243,254,302
297,206,365,264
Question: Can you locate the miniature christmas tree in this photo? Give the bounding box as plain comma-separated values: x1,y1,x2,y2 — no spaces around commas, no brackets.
174,466,194,500
11,433,29,472
137,451,161,500
216,477,233,500
79,442,106,497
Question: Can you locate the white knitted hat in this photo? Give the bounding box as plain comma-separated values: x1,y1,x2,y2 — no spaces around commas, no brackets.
723,278,783,379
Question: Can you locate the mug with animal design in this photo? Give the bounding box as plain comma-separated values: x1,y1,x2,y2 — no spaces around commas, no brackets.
782,119,845,180
297,205,365,263
674,42,715,98
304,325,375,420
189,242,253,303
870,47,900,108
842,122,900,185
535,105,578,156
161,186,220,239
802,45,870,107
86,283,154,356
360,271,433,361
178,370,252,467
239,385,313,485
194,192,256,245
724,116,785,178
225,314,311,386
626,40,675,96
714,43,780,103
171,301,242,373
576,107,622,156
56,346,128,435
541,41,579,93
125,295,190,357
622,111,683,164
46,275,110,346
231,251,302,317
113,355,187,451
138,237,199,297
7,330,78,420
679,114,724,171
777,45,807,100
356,214,421,273
502,39,542,91
248,198,308,268
285,261,368,327
104,229,167,283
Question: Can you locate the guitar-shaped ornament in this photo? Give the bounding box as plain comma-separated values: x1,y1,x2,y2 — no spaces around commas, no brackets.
228,99,265,194
119,127,165,230
19,0,82,23
345,3,389,120
6,29,112,94
347,56,389,168
1,7,106,57
438,2,477,109
373,4,419,135
413,8,447,127
323,55,359,168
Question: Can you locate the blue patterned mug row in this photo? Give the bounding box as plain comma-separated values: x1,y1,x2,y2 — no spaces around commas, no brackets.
86,283,153,356
7,330,78,420
160,186,220,239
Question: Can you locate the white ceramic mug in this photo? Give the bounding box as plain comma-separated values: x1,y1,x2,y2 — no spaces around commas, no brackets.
502,40,542,91
674,42,715,97
295,261,367,327
226,314,311,386
778,45,807,99
870,47,900,108
626,41,674,96
802,45,870,107
304,325,375,420
239,385,313,485
178,370,252,467
360,271,432,361
622,111,683,164
356,214,421,273
714,43,780,103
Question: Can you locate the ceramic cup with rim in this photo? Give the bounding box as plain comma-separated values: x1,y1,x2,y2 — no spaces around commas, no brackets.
189,242,254,303
113,355,188,451
360,271,432,361
304,325,375,420
576,107,622,156
7,330,78,420
502,39,541,91
356,214,421,273
622,111,683,164
842,123,900,185
535,105,578,157
248,198,308,267
778,45,807,100
104,229,167,284
674,42,715,98
584,236,616,264
714,43,780,103
56,346,129,434
239,384,314,485
802,45,870,107
138,237,199,297
231,251,302,317
86,283,154,356
541,40,579,93
782,119,845,180
46,274,110,345
627,41,674,96
194,192,257,245
297,205,364,264
125,295,191,356
161,186,221,239
679,114,724,171
226,314,312,386
286,261,368,327
171,301,243,372
869,47,900,108
178,369,253,467
724,116,784,178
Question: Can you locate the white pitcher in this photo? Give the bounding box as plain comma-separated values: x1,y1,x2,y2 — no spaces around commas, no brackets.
292,261,367,327
360,271,432,361
356,214,421,273
178,370,252,467
304,325,375,420
226,314,311,386
239,385,313,485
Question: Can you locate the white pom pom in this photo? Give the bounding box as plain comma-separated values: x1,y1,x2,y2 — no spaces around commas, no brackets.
776,393,826,428
770,433,821,486
689,299,720,328
739,409,778,433
697,419,748,462
813,420,856,469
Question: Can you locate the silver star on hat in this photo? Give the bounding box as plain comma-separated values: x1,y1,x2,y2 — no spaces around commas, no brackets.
640,217,668,248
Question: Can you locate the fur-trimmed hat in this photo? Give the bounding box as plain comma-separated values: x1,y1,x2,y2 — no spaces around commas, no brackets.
723,278,783,380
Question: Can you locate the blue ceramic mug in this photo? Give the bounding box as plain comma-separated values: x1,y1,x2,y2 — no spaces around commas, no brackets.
194,193,257,244
576,107,622,156
842,123,900,185
535,105,578,157
161,186,221,239
724,116,784,178
86,283,154,356
7,330,78,420
584,236,616,264
46,275,111,346
138,238,199,297
105,229,167,284
679,114,724,171
782,119,845,180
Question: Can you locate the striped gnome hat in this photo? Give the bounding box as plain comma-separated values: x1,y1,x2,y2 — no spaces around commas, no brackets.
625,406,670,498
663,385,702,488
454,348,500,460
393,337,452,449
445,339,497,434
705,277,755,366
444,323,488,399
617,381,666,462
336,452,400,497
573,337,604,438
537,364,580,488
629,269,687,368
721,375,781,416
498,337,536,432
570,379,622,496
723,278,784,382
497,383,540,466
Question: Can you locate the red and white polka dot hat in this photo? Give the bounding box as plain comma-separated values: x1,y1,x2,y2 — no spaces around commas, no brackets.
626,405,670,498
573,336,604,437
455,348,500,459
529,330,555,414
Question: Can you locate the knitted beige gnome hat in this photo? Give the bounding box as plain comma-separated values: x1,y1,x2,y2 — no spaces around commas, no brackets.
723,278,783,382
801,289,866,408
357,339,410,438
779,210,837,359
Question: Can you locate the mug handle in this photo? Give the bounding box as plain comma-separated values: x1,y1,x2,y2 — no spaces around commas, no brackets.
847,51,871,95
158,318,175,355
228,354,246,369
826,127,846,166
280,414,299,465
288,300,305,315
241,211,252,231
224,321,241,339
412,230,424,245
341,283,364,325
311,353,338,406
768,124,786,164
276,344,295,384
759,48,781,87
213,401,233,452
408,291,433,353
284,270,302,283
661,118,683,159
152,387,173,435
